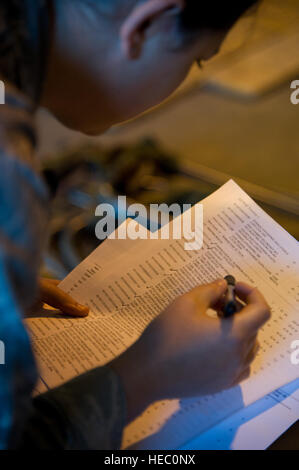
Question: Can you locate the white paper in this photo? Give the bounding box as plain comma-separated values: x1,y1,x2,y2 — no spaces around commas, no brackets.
26,180,299,448
180,379,299,450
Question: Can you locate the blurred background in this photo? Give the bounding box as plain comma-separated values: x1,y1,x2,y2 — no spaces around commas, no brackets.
36,0,299,279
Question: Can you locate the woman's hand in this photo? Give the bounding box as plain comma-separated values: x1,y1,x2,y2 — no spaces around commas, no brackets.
111,279,271,423
36,278,89,317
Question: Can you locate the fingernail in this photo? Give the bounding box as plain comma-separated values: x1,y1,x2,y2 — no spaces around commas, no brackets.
66,304,89,317
74,302,89,313
78,305,89,316
217,279,227,288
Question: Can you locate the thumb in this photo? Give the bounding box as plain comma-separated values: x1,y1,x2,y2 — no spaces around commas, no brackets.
188,279,227,311
40,279,89,318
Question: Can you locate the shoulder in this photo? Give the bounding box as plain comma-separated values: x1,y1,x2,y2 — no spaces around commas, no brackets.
0,78,37,166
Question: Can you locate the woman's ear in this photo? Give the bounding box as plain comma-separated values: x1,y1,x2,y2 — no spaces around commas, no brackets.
120,0,184,59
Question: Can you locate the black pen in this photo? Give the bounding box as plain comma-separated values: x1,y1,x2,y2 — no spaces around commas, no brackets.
222,275,238,317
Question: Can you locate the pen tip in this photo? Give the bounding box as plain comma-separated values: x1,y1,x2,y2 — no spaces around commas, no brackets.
224,275,235,286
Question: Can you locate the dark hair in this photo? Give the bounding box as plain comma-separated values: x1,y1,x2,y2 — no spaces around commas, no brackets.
179,1,258,32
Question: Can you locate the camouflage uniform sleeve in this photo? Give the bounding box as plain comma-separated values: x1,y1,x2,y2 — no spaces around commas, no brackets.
0,81,49,448
22,366,127,450
0,83,127,450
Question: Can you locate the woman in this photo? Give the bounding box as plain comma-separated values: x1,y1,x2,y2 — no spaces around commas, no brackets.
0,0,269,449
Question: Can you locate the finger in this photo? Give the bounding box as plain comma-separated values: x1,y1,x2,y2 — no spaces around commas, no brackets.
236,282,267,304
40,280,89,317
238,333,257,361
244,340,260,368
216,299,244,318
44,279,60,286
244,334,258,355
189,279,228,311
212,294,226,314
235,282,271,332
